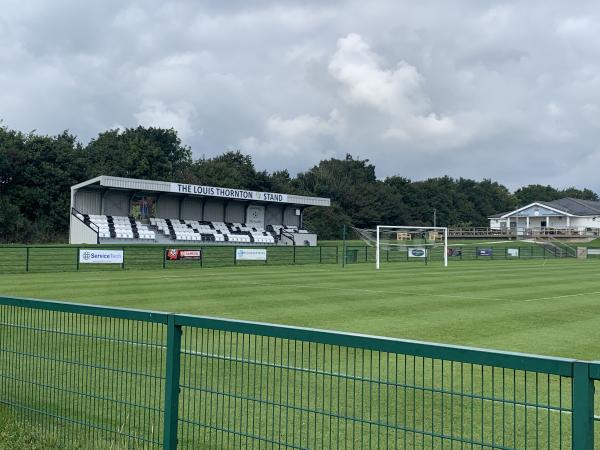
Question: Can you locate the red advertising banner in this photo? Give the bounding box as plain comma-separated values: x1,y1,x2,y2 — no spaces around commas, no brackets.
166,249,202,261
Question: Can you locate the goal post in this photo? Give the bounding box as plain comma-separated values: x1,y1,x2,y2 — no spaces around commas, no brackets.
375,225,448,269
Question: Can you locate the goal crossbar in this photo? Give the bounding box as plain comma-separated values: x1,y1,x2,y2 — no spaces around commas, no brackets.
375,225,448,269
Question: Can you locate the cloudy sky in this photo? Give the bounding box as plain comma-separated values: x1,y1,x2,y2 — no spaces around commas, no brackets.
2,0,600,190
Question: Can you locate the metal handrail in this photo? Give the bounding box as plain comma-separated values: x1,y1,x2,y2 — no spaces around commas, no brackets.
71,207,100,234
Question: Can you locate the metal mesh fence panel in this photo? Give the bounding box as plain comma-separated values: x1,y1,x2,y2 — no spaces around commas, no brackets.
175,317,575,449
0,297,596,449
591,365,600,446
0,298,168,449
0,245,339,274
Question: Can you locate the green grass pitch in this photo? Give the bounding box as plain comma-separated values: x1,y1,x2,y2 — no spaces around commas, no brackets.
2,256,600,449
1,257,599,359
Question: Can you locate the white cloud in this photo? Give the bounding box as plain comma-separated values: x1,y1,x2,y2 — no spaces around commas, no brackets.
238,109,342,170
546,102,563,117
328,33,470,149
2,1,600,190
266,109,343,139
556,17,595,36
328,33,426,115
134,100,200,140
384,114,465,147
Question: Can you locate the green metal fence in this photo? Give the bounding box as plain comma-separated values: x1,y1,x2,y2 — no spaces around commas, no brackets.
344,245,572,265
0,296,599,448
0,244,574,274
0,245,339,274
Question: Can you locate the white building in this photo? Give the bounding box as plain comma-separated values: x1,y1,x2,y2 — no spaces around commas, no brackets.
489,197,600,232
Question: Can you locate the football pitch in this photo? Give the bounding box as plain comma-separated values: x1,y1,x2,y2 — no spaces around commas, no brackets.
1,257,599,360
2,257,600,448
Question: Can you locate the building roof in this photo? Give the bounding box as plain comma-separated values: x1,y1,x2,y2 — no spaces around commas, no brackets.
71,175,331,207
488,197,600,219
541,197,600,215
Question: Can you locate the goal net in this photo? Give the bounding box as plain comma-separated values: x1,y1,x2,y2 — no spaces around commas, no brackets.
352,225,448,269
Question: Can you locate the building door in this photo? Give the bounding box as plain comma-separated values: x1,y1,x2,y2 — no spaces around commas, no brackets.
541,220,547,228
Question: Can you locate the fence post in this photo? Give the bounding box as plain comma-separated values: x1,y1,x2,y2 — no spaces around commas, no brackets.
572,361,594,450
163,247,167,269
76,247,80,271
293,245,296,264
163,315,182,450
122,247,125,270
342,224,346,268
319,246,322,264
25,246,30,272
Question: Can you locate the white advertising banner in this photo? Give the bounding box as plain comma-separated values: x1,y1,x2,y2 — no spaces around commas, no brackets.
79,249,124,264
170,183,288,203
507,248,519,257
236,248,267,261
407,247,427,258
588,248,600,255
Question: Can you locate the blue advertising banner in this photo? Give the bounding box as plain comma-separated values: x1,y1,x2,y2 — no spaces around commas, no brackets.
478,248,493,257
407,247,427,258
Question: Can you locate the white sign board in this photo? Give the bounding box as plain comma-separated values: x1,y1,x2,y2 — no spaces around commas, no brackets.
170,183,288,203
588,248,600,255
408,247,427,258
79,249,124,264
507,248,519,257
236,248,267,261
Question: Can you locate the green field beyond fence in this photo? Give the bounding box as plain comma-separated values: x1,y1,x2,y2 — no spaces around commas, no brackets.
0,295,599,449
0,243,573,274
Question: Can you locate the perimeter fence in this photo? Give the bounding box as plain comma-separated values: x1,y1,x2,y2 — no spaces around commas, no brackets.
0,243,577,275
0,296,599,449
0,245,339,274
344,244,573,265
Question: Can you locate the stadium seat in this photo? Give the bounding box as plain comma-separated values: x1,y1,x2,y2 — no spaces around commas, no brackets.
141,217,309,245
79,214,155,241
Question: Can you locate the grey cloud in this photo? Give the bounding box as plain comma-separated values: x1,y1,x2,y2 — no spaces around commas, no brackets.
2,0,600,190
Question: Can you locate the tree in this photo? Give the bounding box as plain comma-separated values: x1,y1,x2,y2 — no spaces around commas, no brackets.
514,184,599,205
0,122,598,243
303,204,352,240
188,151,261,189
560,187,598,201
85,127,192,181
514,185,561,205
0,128,86,242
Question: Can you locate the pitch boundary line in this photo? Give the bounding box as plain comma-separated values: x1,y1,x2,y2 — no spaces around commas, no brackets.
243,281,507,302
523,291,600,302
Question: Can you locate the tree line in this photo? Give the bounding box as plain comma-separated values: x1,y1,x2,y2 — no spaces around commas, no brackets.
0,124,597,242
